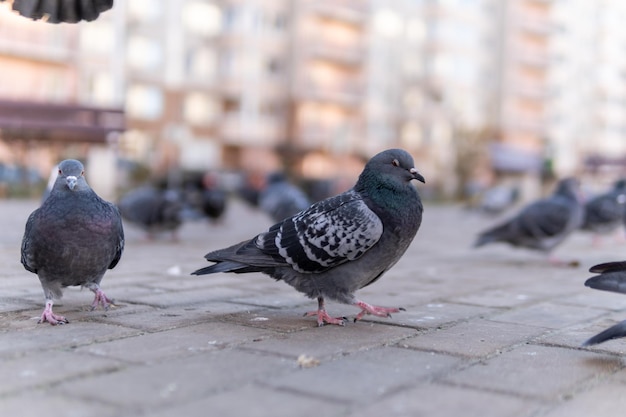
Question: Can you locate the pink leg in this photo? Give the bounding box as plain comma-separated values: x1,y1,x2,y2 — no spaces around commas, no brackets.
547,255,580,268
90,288,114,311
353,300,405,322
303,297,346,327
39,300,68,325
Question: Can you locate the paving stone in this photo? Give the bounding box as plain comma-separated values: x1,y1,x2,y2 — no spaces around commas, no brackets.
536,312,626,354
347,382,536,417
265,346,460,402
541,383,626,417
365,302,497,329
447,287,549,308
401,318,550,358
0,321,141,359
91,303,260,331
2,200,626,415
443,344,622,400
0,350,123,395
129,286,249,308
489,302,607,329
242,321,419,359
149,384,348,417
52,349,295,409
0,390,121,417
75,321,277,363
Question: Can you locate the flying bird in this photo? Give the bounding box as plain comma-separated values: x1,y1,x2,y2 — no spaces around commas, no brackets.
582,261,626,346
21,159,124,325
473,178,584,265
192,149,425,326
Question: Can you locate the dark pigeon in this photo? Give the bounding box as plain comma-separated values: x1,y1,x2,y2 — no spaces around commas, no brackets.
259,172,311,222
21,159,124,325
3,0,113,23
582,261,626,346
473,178,584,264
200,172,227,222
192,149,425,326
581,179,626,242
118,186,183,239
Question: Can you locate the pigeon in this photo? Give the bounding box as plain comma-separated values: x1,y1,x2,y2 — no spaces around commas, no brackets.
580,179,626,244
582,261,626,346
473,178,584,264
21,159,124,325
118,185,183,239
259,172,311,222
199,172,228,222
192,149,425,326
3,0,114,23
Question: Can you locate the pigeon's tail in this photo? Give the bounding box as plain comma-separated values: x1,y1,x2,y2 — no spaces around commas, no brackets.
473,223,509,248
589,261,626,274
582,320,626,346
585,273,626,294
191,261,251,275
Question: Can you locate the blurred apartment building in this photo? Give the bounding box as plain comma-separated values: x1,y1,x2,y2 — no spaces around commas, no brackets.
1,0,626,197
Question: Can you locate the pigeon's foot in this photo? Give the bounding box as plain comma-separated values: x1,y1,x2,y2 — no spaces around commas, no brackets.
548,255,580,268
353,300,405,322
39,301,68,325
90,288,114,311
304,297,346,327
303,310,346,327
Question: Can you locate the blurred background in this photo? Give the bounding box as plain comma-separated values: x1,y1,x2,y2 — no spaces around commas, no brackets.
0,0,625,206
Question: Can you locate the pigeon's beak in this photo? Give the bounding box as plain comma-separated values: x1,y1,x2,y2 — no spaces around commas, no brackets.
66,176,77,190
410,168,425,184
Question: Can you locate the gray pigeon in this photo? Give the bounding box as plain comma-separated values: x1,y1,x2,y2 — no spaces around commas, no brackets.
259,172,311,222
582,261,626,346
473,178,584,263
192,149,425,326
21,159,124,325
118,185,183,239
581,179,626,241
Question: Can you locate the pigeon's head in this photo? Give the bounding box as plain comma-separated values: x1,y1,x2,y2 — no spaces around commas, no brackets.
57,159,85,191
364,149,425,185
555,177,582,201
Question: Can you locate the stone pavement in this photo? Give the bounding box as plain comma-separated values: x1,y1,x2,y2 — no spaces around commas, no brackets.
1,198,626,417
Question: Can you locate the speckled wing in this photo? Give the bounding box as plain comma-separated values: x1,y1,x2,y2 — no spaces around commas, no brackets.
256,190,383,273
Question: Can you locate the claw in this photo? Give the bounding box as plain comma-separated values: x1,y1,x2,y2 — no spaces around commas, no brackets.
39,300,69,325
353,300,404,322
304,297,346,326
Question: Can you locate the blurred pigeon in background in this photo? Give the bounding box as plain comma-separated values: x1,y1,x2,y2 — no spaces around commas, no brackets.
259,172,311,222
2,0,113,23
474,177,584,265
118,185,183,240
21,159,124,325
479,184,520,215
199,172,228,223
580,179,626,245
193,149,425,326
582,261,626,346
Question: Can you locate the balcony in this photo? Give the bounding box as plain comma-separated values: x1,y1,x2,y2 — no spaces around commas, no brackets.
294,77,363,107
0,99,124,143
219,113,284,146
300,0,369,25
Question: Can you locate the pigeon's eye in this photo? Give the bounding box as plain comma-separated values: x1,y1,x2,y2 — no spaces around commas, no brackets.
392,159,400,167
58,169,62,175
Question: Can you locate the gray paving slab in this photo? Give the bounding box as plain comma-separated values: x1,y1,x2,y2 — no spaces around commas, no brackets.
1,199,626,416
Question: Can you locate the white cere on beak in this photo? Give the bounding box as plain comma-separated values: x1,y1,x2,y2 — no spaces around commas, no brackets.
66,176,78,190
